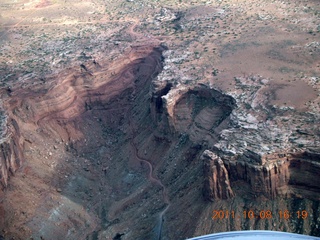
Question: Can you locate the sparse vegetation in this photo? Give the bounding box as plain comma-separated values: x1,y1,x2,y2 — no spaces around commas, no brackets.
0,0,319,239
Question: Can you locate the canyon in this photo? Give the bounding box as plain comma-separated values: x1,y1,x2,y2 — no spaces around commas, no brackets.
0,0,319,239
0,42,319,239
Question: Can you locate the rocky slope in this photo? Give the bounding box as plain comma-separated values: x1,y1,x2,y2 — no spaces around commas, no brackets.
0,42,319,239
0,0,320,238
148,48,320,239
0,117,23,189
0,44,169,239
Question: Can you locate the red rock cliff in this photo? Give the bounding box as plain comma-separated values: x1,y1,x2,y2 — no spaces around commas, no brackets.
202,150,234,201
0,118,24,188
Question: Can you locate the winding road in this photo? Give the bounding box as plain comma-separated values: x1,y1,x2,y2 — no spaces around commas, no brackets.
128,116,170,240
126,20,171,239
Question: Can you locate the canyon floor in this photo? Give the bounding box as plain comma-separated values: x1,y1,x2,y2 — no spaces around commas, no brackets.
0,0,319,239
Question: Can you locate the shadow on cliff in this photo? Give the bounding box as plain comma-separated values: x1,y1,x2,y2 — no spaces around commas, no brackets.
0,44,170,239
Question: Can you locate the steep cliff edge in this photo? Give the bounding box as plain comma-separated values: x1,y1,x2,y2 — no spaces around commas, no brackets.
149,48,320,238
0,44,170,239
152,48,320,203
0,44,164,190
208,149,320,200
0,115,24,189
202,150,234,201
0,44,319,239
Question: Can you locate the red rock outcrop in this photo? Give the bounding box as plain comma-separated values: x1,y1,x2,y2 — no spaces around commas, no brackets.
0,44,165,190
223,150,290,199
151,70,320,203
0,43,319,239
151,83,236,144
207,148,320,200
0,44,170,240
202,150,234,201
0,118,24,188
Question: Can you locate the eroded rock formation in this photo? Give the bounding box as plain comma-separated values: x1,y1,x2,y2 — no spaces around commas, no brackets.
0,44,169,239
0,44,319,239
225,151,290,199
150,48,320,238
202,150,234,201
199,123,320,202
214,149,320,200
0,44,166,188
151,83,236,145
0,118,24,188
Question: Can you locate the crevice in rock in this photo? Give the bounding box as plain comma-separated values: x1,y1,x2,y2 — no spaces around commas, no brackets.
152,82,173,114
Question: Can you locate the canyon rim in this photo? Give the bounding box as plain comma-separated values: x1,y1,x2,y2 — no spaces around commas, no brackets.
0,0,320,239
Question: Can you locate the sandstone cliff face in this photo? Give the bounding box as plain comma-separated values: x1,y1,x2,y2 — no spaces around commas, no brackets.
0,43,319,239
202,150,234,201
221,150,290,199
151,83,236,146
201,134,319,202
0,118,23,188
0,45,171,240
152,51,319,203
150,48,320,238
0,45,165,187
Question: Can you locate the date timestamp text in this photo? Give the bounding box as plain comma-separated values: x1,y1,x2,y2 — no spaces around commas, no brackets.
212,210,308,220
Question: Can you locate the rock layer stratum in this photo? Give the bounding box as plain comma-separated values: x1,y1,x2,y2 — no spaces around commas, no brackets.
0,42,319,239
